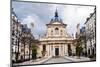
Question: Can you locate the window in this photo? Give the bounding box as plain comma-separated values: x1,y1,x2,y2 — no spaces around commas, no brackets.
55,27,59,35
51,30,53,35
21,48,24,52
61,30,63,35
27,51,28,54
12,30,15,36
12,48,13,52
43,45,46,51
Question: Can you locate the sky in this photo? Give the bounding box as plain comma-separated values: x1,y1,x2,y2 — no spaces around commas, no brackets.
12,1,95,39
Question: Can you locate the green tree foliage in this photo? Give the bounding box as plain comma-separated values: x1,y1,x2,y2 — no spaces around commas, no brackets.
32,43,38,60
76,40,83,58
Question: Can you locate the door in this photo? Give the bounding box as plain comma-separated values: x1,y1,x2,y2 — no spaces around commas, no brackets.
68,44,72,56
55,48,59,56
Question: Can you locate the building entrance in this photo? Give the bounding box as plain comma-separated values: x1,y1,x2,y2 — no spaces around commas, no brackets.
55,48,59,56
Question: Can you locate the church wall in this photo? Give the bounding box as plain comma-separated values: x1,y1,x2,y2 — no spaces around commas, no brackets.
46,25,67,37
65,44,68,56
37,45,42,58
46,45,50,57
71,43,76,55
38,41,76,58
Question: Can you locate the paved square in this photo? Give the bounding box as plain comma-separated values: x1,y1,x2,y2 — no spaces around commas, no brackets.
42,57,73,64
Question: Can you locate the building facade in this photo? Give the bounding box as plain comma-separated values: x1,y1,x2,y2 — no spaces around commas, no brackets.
20,24,33,61
11,9,34,62
38,10,75,58
85,8,96,57
11,10,22,62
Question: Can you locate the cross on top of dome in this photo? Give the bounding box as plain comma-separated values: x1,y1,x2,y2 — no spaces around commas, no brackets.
55,8,58,17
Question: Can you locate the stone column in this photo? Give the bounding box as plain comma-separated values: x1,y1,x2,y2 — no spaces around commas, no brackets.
63,44,65,56
59,44,61,56
48,45,50,56
71,43,76,55
65,44,68,56
53,44,55,57
48,44,51,56
51,45,53,57
64,44,65,55
71,43,73,55
58,44,60,56
61,44,64,56
46,45,48,57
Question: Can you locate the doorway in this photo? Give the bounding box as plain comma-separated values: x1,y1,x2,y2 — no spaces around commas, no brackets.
68,44,72,56
55,48,59,56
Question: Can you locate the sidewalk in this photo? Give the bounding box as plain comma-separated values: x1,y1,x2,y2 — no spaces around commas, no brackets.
13,56,52,66
32,56,52,64
64,56,91,62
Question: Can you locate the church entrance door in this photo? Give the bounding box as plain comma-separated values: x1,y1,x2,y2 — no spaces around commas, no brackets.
55,48,59,56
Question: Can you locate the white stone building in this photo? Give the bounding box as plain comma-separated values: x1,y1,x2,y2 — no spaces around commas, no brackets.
85,8,96,57
38,10,75,58
11,9,22,62
11,9,33,62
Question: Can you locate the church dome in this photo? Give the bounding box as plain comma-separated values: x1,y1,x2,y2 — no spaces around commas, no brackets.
50,9,63,24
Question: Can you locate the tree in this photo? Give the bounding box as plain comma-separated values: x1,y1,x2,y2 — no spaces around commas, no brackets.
76,40,83,58
68,44,72,56
32,43,38,60
21,36,26,61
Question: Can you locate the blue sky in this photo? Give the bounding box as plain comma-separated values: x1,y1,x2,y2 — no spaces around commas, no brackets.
12,1,95,39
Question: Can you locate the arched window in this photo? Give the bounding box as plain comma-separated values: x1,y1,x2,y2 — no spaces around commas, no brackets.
55,27,59,35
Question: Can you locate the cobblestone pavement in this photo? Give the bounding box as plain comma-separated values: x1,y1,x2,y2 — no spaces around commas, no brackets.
13,56,92,66
13,56,52,66
64,56,91,62
42,57,73,64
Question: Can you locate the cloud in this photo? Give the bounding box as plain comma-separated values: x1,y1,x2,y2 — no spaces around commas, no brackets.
12,1,95,39
60,5,94,35
22,14,46,39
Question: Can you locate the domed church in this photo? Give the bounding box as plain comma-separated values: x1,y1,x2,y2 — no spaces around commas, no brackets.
37,9,75,58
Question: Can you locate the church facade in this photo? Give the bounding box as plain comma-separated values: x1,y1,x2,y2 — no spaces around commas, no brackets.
37,10,76,58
